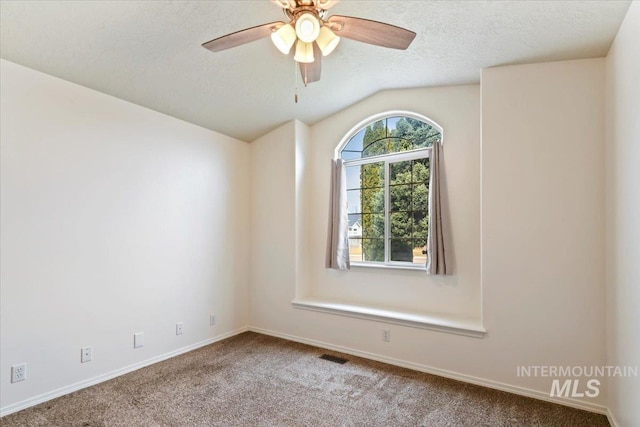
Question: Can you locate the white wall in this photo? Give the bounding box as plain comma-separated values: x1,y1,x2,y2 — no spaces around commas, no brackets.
605,2,640,425
294,120,312,299
249,120,298,330
250,69,607,411
482,58,606,405
0,59,250,412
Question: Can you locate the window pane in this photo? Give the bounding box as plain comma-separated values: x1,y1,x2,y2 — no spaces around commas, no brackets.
390,212,412,238
347,189,361,214
390,239,428,264
390,160,412,184
348,214,362,237
362,214,384,238
412,211,428,239
412,214,428,264
341,150,361,161
412,240,427,265
414,127,441,149
390,117,411,139
361,162,384,183
345,165,361,190
412,183,428,210
413,236,427,249
347,161,385,216
343,128,365,154
390,184,412,212
363,239,384,262
362,138,387,157
412,158,430,183
390,239,413,262
386,116,400,134
387,138,412,153
349,238,363,263
362,187,384,213
361,120,387,158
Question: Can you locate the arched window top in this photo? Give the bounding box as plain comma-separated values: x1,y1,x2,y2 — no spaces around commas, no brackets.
337,111,443,161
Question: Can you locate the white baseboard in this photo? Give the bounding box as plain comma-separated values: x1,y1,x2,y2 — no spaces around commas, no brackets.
0,327,248,418
249,326,610,417
606,408,619,427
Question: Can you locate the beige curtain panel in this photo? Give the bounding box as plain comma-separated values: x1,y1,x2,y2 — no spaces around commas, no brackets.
325,159,351,270
426,140,448,275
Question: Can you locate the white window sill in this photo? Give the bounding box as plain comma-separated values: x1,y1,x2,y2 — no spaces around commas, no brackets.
291,298,486,339
349,262,426,271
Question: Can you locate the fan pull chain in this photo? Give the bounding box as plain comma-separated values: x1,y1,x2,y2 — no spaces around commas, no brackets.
294,60,299,103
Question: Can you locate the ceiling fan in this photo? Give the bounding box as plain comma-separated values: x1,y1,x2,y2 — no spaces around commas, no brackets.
202,0,416,86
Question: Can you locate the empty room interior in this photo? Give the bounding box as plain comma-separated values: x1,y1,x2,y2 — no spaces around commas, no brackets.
1,1,639,426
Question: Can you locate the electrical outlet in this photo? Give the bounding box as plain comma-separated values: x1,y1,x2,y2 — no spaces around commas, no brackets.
134,332,144,349
81,347,92,363
176,322,184,335
383,329,391,342
210,314,216,326
11,363,26,383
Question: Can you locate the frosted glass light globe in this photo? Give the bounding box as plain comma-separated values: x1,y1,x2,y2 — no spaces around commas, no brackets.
295,12,320,43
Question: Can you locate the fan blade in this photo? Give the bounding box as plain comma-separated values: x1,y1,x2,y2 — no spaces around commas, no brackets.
327,15,416,50
202,22,284,52
299,43,322,85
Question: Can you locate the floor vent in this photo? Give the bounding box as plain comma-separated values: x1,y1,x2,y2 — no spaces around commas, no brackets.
320,354,348,364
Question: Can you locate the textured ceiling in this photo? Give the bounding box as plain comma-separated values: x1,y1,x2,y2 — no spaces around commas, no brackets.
0,1,631,142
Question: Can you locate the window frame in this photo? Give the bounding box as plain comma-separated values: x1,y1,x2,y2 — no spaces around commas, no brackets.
334,110,444,158
336,111,443,270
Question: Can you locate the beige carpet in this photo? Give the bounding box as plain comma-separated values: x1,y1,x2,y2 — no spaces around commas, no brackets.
1,332,609,426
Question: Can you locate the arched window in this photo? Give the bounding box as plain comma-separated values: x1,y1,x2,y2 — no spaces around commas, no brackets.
337,112,442,267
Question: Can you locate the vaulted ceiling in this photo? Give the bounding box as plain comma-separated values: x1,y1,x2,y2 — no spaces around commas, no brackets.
0,1,630,141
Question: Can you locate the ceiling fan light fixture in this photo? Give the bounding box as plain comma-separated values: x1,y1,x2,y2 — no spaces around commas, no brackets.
295,12,320,43
316,0,339,9
316,26,340,56
270,0,294,8
203,0,417,87
294,40,315,63
271,23,296,54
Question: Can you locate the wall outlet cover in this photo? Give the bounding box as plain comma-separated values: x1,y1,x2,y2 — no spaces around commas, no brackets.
81,346,92,363
134,332,144,349
11,363,27,383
